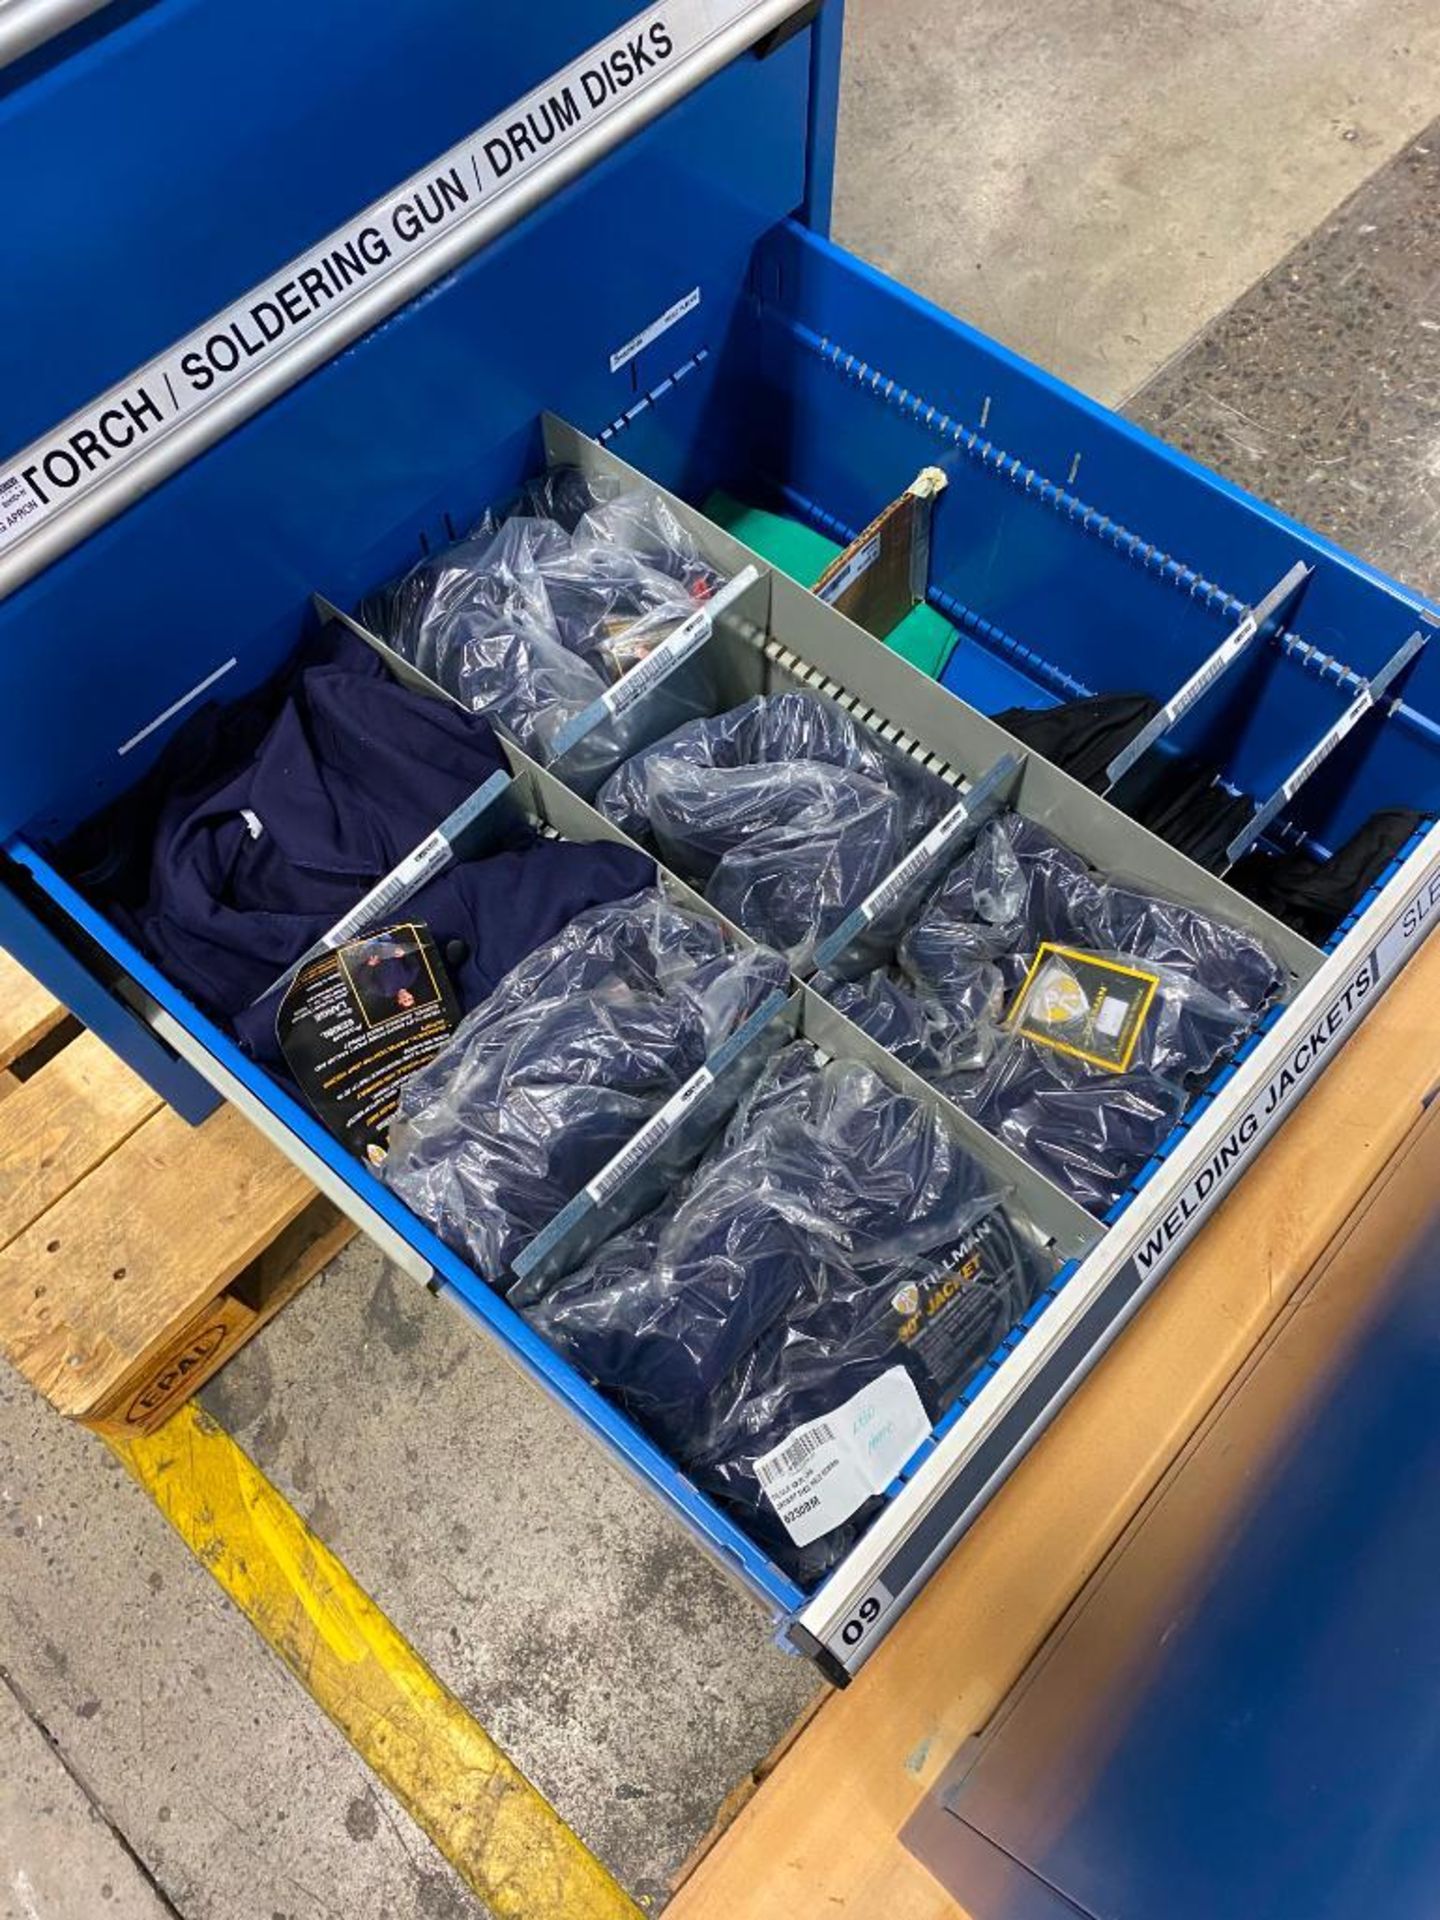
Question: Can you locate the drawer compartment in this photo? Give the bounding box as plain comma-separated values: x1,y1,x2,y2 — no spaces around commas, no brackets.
607,220,1440,891
5,131,1440,1677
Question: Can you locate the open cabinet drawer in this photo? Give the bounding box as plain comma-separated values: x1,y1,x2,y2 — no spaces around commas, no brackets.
2,0,1439,1680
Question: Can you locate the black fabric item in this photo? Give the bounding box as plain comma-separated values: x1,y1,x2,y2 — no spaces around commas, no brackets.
1230,808,1427,941
993,691,1257,873
994,691,1160,790
1112,753,1256,872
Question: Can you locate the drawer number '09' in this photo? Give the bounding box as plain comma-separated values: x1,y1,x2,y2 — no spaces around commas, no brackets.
837,1580,892,1654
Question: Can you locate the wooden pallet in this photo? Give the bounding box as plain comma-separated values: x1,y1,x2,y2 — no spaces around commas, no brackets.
0,954,353,1435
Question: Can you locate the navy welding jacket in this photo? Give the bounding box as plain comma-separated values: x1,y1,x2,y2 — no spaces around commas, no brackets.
98,626,652,1059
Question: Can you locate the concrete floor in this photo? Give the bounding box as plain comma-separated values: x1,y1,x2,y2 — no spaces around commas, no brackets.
6,8,1440,1919
837,0,1440,404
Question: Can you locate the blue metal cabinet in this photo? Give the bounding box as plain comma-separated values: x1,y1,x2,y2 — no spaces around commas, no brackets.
2,0,1438,1676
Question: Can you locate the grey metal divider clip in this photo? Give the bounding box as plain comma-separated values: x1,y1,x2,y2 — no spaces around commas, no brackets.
1103,560,1313,792
1221,627,1429,871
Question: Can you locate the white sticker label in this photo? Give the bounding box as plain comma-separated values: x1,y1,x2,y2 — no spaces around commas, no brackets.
609,286,702,373
594,560,759,725
601,604,714,719
1159,611,1256,726
755,1367,930,1548
1131,953,1383,1281
584,1065,715,1207
1281,688,1374,802
1093,994,1127,1038
0,1,778,566
816,533,880,605
858,794,978,926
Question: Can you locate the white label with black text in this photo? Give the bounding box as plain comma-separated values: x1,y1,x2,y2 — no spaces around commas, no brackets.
601,606,713,719
858,795,978,925
755,1367,929,1548
598,561,759,721
610,287,701,372
1282,689,1375,802
1160,611,1257,725
817,533,880,605
584,1066,715,1207
0,2,775,558
1131,946,1394,1283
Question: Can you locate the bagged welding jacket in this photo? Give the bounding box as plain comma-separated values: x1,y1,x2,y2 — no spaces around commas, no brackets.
87,626,652,1061
822,811,1284,1213
380,891,790,1283
595,691,941,968
360,471,722,765
527,1045,1053,1583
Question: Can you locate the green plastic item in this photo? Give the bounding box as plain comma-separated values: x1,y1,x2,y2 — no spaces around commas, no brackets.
703,491,956,679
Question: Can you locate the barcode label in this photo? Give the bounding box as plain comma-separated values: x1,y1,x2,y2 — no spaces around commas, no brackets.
609,286,701,373
602,606,713,719
341,829,451,932
755,1423,837,1487
859,794,976,925
753,1368,930,1548
600,561,760,723
583,1066,715,1208
1160,611,1256,725
1283,689,1374,801
817,533,881,605
1106,609,1266,788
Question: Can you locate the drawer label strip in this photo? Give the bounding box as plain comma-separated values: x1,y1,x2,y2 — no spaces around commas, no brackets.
0,0,803,593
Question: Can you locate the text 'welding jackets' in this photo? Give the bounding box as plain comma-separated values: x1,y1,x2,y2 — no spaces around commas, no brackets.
91,626,652,1063
596,691,945,969
361,469,723,771
381,891,790,1283
527,1043,1053,1585
822,811,1284,1214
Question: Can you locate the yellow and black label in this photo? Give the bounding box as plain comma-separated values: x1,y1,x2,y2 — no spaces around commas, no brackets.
1011,943,1159,1074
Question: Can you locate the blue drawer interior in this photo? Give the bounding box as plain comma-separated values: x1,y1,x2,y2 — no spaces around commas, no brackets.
608,221,1440,862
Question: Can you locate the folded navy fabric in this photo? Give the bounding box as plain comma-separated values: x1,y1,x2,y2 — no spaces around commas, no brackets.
596,691,940,967
88,625,651,1061
381,890,789,1283
528,1044,1051,1583
822,811,1283,1213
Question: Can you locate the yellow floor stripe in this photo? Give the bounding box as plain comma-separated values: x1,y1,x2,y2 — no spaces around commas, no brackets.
110,1402,642,1920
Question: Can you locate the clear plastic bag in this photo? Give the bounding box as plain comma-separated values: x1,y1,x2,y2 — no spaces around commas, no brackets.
380,889,789,1282
688,1199,1053,1584
595,691,941,968
526,1044,1053,1583
359,470,723,769
821,811,1285,1213
571,487,718,598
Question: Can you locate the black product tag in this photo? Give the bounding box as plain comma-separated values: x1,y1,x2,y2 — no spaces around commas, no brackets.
277,922,460,1164
1011,943,1159,1073
889,1213,1013,1398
